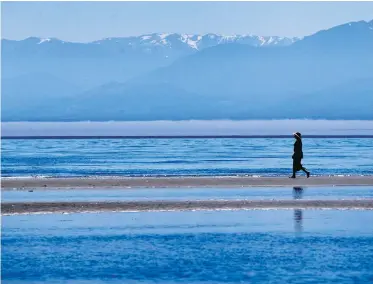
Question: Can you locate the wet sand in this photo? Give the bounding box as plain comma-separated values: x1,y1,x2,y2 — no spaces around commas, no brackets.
3,200,373,215
2,176,373,190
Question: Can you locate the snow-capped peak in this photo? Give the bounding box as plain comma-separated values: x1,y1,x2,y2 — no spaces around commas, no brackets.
38,38,51,44
20,33,300,52
159,33,170,39
368,19,373,29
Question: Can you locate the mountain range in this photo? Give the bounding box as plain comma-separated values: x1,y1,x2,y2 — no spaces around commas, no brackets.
2,20,373,121
2,33,299,87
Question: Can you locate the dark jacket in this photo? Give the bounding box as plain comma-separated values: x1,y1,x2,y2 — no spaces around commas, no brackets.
292,139,303,160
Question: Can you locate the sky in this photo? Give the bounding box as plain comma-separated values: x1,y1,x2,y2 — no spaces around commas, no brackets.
1,1,373,42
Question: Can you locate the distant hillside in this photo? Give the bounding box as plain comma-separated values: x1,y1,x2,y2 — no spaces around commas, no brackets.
2,20,373,121
2,73,82,119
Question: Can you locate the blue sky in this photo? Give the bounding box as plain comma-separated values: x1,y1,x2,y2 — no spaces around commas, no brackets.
2,1,373,42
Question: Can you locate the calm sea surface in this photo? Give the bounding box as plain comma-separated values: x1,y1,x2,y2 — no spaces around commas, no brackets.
1,138,373,177
2,210,373,283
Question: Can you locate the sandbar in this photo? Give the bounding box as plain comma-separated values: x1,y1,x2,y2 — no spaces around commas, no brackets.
2,176,373,190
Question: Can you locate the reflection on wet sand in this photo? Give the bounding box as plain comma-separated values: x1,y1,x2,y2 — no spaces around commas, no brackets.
3,199,373,215
293,187,303,233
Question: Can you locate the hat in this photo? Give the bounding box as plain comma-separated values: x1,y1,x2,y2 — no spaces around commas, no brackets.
293,132,302,139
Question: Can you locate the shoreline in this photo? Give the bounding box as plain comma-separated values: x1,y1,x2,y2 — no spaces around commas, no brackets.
2,176,373,189
3,200,373,215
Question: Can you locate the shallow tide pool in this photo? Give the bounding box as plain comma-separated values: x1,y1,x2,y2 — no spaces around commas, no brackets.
3,186,373,203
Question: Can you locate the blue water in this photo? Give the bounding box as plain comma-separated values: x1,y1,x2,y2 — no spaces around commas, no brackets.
3,186,373,203
2,138,373,177
2,210,373,283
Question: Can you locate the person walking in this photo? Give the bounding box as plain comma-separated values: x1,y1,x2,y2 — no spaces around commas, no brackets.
290,132,310,179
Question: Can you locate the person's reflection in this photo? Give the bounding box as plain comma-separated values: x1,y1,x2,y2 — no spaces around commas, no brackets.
293,187,303,233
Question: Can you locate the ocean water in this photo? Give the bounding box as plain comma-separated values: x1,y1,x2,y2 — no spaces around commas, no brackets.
1,138,373,177
2,210,373,283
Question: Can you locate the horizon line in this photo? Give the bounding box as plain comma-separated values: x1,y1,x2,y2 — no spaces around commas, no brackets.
2,135,373,140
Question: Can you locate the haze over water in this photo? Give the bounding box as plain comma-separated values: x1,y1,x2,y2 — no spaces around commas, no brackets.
2,120,373,137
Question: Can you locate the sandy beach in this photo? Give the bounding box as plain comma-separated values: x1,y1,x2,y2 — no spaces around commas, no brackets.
2,199,373,215
2,176,373,190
